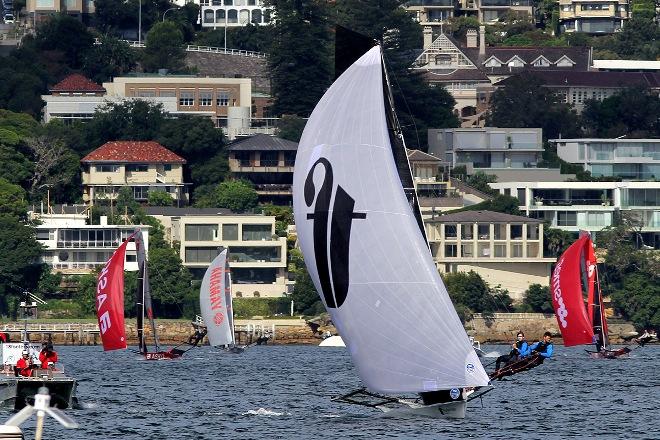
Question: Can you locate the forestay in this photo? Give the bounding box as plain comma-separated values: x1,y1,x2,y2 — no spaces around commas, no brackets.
200,249,234,346
292,46,489,393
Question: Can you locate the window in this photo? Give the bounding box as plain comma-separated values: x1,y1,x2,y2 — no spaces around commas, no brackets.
159,90,176,98
533,57,550,67
557,211,577,226
95,165,119,173
478,224,490,239
527,224,539,240
445,244,457,257
36,0,55,6
179,90,194,106
216,9,225,20
217,91,230,106
494,224,506,240
444,225,457,238
136,89,156,97
510,243,523,258
232,268,277,284
242,224,272,241
204,9,214,23
36,230,50,240
228,9,238,23
200,90,212,106
228,246,280,262
222,224,239,240
461,224,473,240
510,225,523,240
484,58,502,68
494,244,506,257
252,9,262,23
133,186,149,200
185,247,220,263
126,164,148,172
185,224,218,241
164,164,172,172
461,243,473,257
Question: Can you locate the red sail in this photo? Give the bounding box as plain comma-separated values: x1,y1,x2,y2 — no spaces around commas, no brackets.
96,236,132,351
586,237,597,325
551,235,594,346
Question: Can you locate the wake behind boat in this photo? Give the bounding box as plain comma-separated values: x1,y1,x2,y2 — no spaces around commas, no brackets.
292,30,490,419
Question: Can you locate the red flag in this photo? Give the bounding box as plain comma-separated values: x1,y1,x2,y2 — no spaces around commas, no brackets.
551,236,594,346
96,235,133,351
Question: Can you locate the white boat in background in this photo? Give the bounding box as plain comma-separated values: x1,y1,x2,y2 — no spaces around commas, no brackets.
319,335,345,347
200,249,246,353
292,29,490,419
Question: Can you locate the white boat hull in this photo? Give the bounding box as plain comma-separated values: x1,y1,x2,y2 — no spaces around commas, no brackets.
319,336,345,347
379,399,467,419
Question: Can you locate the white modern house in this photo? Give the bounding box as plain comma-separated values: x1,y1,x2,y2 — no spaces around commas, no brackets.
429,128,544,170
425,210,555,300
489,181,660,247
553,138,660,180
145,207,289,298
30,206,149,275
196,0,273,29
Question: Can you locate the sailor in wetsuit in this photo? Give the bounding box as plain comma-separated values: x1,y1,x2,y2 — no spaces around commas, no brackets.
528,332,554,365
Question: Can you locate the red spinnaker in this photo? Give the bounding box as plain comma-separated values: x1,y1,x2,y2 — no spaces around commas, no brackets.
96,236,133,351
551,235,594,346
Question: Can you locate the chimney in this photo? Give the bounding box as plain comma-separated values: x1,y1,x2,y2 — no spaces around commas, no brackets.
479,25,486,57
423,26,433,49
466,29,477,48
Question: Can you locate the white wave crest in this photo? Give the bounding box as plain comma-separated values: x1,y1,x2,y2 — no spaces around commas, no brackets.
242,408,288,417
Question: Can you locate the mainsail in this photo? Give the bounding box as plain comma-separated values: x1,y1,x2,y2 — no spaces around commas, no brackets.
96,233,134,351
134,230,159,354
200,249,234,347
551,235,595,346
292,45,489,393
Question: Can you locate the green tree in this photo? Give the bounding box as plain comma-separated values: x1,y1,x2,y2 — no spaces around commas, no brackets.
83,100,167,153
611,273,659,331
611,17,659,60
83,35,137,83
291,267,323,315
486,72,581,140
148,246,194,318
456,194,521,215
115,187,143,218
147,189,174,206
0,178,29,220
0,215,44,316
142,21,186,73
34,14,95,69
196,180,258,212
275,115,307,142
0,44,50,117
261,204,293,236
520,284,553,313
443,271,499,317
543,227,574,258
0,146,33,188
267,0,333,116
582,88,660,138
466,171,498,195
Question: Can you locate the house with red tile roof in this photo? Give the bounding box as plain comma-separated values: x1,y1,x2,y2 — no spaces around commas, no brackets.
50,74,106,96
81,141,189,206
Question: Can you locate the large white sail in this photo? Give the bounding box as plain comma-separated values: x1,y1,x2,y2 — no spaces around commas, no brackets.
200,250,233,346
292,46,489,393
225,271,236,346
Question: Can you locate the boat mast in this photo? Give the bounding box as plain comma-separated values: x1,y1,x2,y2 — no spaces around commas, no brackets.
380,48,428,244
592,264,609,349
136,257,146,355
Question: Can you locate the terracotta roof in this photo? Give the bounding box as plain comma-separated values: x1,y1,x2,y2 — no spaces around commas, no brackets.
497,71,660,88
425,210,542,224
228,134,298,151
81,141,186,164
50,74,105,93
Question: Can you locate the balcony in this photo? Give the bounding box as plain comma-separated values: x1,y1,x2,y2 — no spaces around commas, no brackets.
229,159,294,173
481,0,531,6
254,184,292,195
406,0,454,6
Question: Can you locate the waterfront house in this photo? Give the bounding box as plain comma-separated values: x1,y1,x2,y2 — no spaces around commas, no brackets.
81,141,188,206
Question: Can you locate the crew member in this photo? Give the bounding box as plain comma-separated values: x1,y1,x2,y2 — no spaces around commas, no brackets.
39,343,58,369
528,331,554,365
495,331,530,371
15,350,35,377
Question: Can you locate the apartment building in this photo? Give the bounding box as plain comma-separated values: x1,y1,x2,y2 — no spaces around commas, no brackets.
42,74,260,139
558,0,629,34
429,128,544,170
25,0,95,24
145,207,289,297
553,138,660,180
425,210,554,300
81,141,189,206
30,206,148,275
228,134,297,205
197,0,273,28
489,181,660,247
405,0,532,27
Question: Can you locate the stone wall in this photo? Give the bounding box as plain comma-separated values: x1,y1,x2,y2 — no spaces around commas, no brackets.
185,52,271,94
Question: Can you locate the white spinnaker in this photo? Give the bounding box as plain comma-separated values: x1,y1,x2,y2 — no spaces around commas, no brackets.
292,46,489,393
200,250,233,346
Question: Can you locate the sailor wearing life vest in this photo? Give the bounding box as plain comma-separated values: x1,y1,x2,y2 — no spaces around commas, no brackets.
495,331,530,371
39,342,59,369
15,350,35,377
529,332,554,363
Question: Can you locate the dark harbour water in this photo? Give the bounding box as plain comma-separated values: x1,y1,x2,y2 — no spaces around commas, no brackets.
4,344,659,440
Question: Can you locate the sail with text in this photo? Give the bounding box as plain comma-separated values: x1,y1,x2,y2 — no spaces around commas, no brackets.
292,44,489,394
550,234,595,346
96,232,136,351
200,249,234,347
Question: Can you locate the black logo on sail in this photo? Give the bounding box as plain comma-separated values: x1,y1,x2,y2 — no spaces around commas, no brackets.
304,158,366,308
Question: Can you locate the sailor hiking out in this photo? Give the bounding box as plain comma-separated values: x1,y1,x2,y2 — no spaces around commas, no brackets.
495,331,530,371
